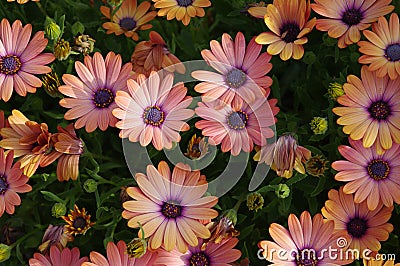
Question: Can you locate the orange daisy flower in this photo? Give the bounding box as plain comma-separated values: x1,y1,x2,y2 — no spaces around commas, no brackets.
131,31,185,78
62,204,95,237
255,0,316,61
6,0,39,4
332,66,400,154
359,13,400,79
322,187,393,257
152,0,211,26
100,0,157,41
311,0,394,48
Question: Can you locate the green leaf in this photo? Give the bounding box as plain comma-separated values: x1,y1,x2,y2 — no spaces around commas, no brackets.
40,191,64,203
310,177,326,197
71,21,85,36
285,173,307,186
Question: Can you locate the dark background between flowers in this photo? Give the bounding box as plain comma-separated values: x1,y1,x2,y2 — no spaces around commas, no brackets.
0,0,400,265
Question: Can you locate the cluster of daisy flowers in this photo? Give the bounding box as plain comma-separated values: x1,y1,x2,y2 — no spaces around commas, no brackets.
0,0,399,265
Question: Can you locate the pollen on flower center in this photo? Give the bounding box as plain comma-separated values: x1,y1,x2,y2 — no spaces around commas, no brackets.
0,55,22,75
73,217,87,229
368,100,391,121
385,44,400,61
189,252,210,266
177,0,193,7
295,249,318,266
346,217,368,238
119,17,137,31
367,159,390,180
280,22,301,43
93,88,115,108
161,202,182,218
225,68,246,89
341,8,363,26
227,110,248,130
0,177,8,194
143,106,165,126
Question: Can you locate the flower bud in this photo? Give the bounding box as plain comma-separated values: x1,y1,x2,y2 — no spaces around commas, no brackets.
0,244,11,262
246,192,264,212
83,179,97,193
44,17,61,41
126,238,147,259
275,184,290,199
51,202,67,218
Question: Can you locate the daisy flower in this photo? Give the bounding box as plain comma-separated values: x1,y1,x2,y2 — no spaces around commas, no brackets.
254,134,311,178
100,0,157,41
0,110,57,177
192,32,273,106
154,237,241,265
322,187,394,256
255,0,316,61
131,31,185,78
311,0,394,48
258,211,353,265
0,19,54,102
152,0,211,26
6,0,39,3
0,149,31,217
113,71,193,151
333,138,400,211
195,96,279,156
359,13,400,79
82,240,157,266
332,66,400,154
122,161,218,253
29,246,88,266
62,204,95,237
59,52,132,133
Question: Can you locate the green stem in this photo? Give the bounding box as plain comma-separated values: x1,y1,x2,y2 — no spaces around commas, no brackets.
233,192,247,212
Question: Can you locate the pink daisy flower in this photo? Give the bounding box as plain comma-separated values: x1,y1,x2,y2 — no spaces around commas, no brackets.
192,32,273,106
0,18,54,102
0,148,31,217
332,138,400,210
258,211,353,265
113,71,194,150
59,51,132,133
195,96,279,156
29,246,88,266
154,237,241,265
82,240,157,266
122,161,218,253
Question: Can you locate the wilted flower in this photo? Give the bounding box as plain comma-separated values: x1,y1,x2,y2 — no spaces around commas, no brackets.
328,82,344,100
126,238,147,258
184,134,208,159
51,203,67,218
254,134,312,178
306,155,329,177
246,192,264,212
0,244,11,263
72,33,95,56
0,224,23,245
62,205,95,236
41,71,62,98
54,39,71,60
44,16,61,41
38,225,73,256
202,209,240,250
310,117,328,135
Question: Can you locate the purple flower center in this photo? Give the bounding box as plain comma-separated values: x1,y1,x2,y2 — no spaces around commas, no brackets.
367,159,390,180
73,217,87,229
385,44,400,61
227,110,248,130
161,202,182,218
342,8,363,26
177,0,193,7
295,249,318,266
280,22,300,43
119,17,137,31
225,68,246,89
0,55,22,75
368,100,391,121
93,88,115,108
346,217,367,238
0,177,8,194
143,106,165,126
189,252,210,266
